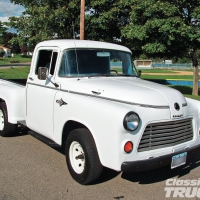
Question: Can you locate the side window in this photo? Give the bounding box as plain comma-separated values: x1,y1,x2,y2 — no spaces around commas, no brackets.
35,49,58,76
35,50,52,74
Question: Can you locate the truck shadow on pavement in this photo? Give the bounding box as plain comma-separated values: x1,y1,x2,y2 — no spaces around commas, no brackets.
95,167,120,184
121,154,200,184
51,146,121,184
12,130,200,185
46,144,200,185
95,154,200,185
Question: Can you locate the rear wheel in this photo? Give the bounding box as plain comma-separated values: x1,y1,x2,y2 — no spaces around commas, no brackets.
0,102,17,137
65,128,103,185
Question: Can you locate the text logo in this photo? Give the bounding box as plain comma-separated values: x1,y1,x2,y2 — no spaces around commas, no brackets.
164,178,200,198
56,98,67,107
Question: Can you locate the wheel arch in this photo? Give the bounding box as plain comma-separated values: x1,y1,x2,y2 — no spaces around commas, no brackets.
0,101,17,137
61,120,89,147
0,98,5,102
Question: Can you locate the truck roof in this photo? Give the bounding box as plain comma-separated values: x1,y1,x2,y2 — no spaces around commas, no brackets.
35,39,132,53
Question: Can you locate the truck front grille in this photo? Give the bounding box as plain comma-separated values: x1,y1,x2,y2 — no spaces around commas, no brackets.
138,118,193,152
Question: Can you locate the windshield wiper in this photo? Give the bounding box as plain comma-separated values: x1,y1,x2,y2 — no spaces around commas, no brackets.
116,74,136,77
88,74,137,78
88,74,113,78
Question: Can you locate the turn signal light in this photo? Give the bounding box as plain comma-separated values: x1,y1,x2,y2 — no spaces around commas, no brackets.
124,141,133,153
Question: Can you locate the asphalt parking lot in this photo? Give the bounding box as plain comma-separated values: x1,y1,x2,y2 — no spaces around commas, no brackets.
1,129,200,200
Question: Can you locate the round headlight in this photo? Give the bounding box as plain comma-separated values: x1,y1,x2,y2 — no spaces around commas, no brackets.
123,112,140,131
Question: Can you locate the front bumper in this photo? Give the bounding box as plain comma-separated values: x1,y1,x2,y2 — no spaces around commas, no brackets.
121,144,200,172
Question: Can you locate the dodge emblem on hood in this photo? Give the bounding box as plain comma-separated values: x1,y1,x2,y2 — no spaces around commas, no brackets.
174,103,180,111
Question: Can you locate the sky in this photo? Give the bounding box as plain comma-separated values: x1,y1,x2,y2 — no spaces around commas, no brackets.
0,0,25,23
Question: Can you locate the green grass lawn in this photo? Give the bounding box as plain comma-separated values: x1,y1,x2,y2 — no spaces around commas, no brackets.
139,69,200,100
169,86,200,101
140,69,193,73
139,68,194,80
139,69,178,73
0,54,32,65
141,74,194,80
0,67,30,79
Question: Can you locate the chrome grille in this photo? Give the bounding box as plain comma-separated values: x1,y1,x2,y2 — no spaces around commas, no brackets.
138,118,193,152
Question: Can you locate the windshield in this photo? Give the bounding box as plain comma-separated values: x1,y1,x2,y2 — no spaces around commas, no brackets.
58,49,138,77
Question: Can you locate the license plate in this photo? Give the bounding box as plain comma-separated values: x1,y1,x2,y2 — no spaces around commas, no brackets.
171,152,187,169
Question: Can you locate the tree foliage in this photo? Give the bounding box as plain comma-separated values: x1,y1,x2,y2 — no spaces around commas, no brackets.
6,0,81,51
122,0,200,57
0,21,7,45
85,0,129,43
121,0,200,95
6,0,129,49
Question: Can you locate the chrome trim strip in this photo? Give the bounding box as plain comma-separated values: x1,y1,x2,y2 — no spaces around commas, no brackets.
28,82,170,109
67,91,169,109
27,82,59,91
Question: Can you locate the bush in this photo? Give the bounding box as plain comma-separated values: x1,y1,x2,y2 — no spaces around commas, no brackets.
177,57,191,63
10,60,20,63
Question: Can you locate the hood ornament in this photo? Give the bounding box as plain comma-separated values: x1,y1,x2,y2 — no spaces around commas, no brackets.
56,98,67,107
174,103,180,111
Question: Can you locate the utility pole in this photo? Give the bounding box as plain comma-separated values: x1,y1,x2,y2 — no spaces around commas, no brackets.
80,0,85,40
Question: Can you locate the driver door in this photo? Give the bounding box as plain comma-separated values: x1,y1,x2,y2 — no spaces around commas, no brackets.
26,47,60,140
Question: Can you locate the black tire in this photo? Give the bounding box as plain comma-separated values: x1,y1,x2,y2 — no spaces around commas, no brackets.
65,128,103,185
0,102,17,137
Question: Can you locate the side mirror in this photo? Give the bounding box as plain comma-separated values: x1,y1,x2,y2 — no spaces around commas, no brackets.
38,67,48,80
138,70,142,78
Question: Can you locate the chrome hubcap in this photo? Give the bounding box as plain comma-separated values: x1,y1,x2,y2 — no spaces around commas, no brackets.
69,141,85,174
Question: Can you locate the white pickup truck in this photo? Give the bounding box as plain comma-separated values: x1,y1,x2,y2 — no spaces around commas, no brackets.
1,39,200,185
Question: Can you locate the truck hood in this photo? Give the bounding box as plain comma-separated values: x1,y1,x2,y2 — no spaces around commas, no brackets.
67,77,187,116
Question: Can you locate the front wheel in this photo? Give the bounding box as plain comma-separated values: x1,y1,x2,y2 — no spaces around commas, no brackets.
65,128,103,185
0,102,17,137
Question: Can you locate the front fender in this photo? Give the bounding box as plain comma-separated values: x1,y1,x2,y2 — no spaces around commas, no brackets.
53,91,171,171
53,91,133,170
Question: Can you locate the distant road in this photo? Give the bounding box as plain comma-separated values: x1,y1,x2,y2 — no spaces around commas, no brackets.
0,63,31,68
2,64,119,68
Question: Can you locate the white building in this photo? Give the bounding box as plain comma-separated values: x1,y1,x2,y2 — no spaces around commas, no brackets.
134,60,152,69
0,46,11,57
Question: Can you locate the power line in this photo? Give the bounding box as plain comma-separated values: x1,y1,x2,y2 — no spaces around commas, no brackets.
0,2,16,16
0,1,18,33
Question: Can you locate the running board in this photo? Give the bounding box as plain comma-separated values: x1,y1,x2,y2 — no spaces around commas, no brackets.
28,130,61,148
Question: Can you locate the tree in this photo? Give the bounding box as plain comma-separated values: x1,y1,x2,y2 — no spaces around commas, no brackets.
6,0,81,51
0,21,7,45
7,0,130,49
122,0,200,95
85,0,129,44
1,32,21,53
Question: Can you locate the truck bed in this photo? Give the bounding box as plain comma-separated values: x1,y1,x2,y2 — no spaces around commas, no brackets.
0,78,26,124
